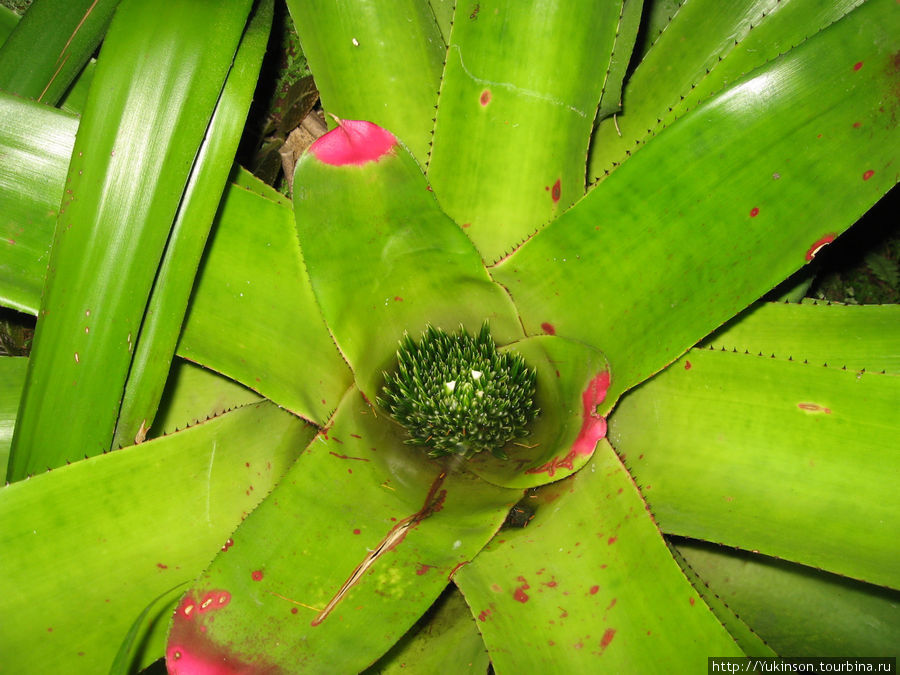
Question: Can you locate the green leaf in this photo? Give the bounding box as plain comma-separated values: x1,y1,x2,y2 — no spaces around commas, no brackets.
0,355,27,472
609,348,900,588
167,386,519,674
0,93,77,314
112,0,273,449
178,178,352,426
675,538,900,657
365,586,490,674
8,0,255,480
427,1,632,262
0,0,119,104
0,401,314,674
286,0,444,165
493,0,898,409
291,121,522,401
588,0,862,181
454,440,743,673
108,582,188,675
702,301,900,374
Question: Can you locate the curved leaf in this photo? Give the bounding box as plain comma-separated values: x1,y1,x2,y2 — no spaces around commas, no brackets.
292,121,522,401
454,440,743,673
609,348,900,588
0,401,314,674
8,0,255,479
493,0,898,408
168,386,519,674
427,1,633,262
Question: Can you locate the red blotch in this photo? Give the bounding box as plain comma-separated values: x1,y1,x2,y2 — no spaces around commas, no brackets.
168,590,270,675
607,536,617,545
157,563,168,569
415,563,432,576
462,222,471,228
551,179,561,203
540,322,556,335
448,561,468,579
480,89,491,106
251,570,263,581
221,538,234,552
393,296,403,302
291,608,298,615
805,233,836,261
527,371,610,476
689,597,696,606
749,207,760,217
589,585,600,595
853,61,864,71
606,598,617,611
308,119,397,167
600,628,616,649
478,609,491,622
852,122,862,128
684,360,692,370
514,576,531,603
353,528,361,535
862,169,875,181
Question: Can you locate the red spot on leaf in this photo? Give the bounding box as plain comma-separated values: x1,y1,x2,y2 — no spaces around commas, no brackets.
221,539,233,552
291,608,298,614
589,585,600,595
689,596,696,606
353,529,361,535
606,598,617,611
514,577,531,603
607,536,617,545
393,296,403,302
749,207,760,217
684,360,692,370
251,570,263,581
551,179,561,203
805,233,836,261
478,609,491,622
600,628,616,649
157,563,168,569
852,121,862,128
540,322,556,335
853,61,864,71
415,563,432,576
448,561,468,579
863,169,875,181
480,89,491,106
309,119,397,166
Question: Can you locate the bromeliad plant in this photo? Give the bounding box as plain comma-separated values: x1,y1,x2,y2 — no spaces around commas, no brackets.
0,0,897,672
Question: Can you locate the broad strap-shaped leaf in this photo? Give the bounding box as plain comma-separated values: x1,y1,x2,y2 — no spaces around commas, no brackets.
292,120,523,400
676,539,900,657
454,440,743,673
0,0,119,104
588,0,863,181
493,0,898,409
703,300,900,374
286,0,444,165
8,0,254,480
0,97,351,427
0,355,27,471
178,180,352,426
112,0,273,449
0,401,314,674
609,347,900,589
0,93,77,314
668,542,776,657
167,386,520,674
365,586,490,674
427,1,637,262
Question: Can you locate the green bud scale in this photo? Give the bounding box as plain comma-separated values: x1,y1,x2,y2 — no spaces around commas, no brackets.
377,323,539,459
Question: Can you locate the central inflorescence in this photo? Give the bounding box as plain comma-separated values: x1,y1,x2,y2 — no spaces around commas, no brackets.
378,323,539,460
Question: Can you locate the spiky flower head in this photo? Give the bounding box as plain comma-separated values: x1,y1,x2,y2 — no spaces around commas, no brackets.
377,323,539,459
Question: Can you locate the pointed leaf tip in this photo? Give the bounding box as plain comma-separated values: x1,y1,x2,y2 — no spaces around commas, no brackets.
308,119,397,166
